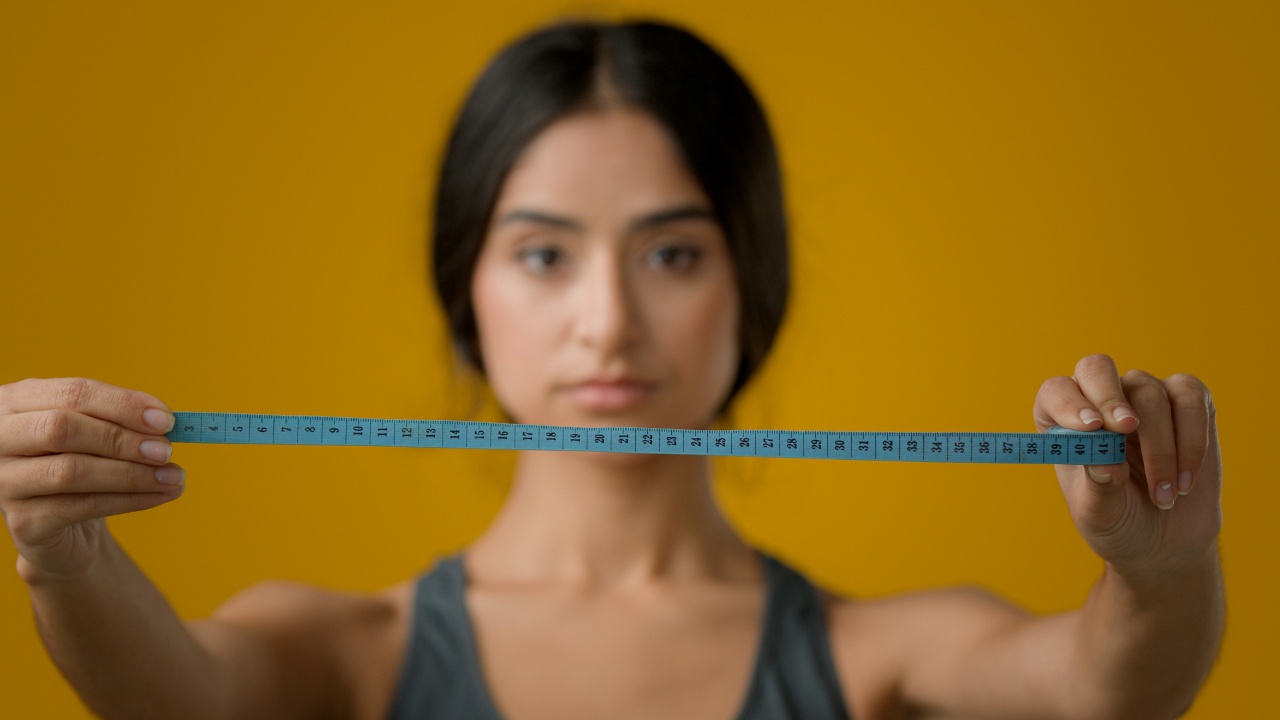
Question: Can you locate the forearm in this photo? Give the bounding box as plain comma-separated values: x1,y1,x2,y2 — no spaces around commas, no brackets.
1065,549,1225,720
19,529,228,720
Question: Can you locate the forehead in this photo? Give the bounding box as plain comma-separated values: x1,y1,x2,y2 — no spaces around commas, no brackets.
492,107,712,224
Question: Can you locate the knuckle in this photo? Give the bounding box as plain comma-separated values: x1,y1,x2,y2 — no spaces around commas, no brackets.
107,424,132,459
1122,367,1156,383
0,380,15,405
4,506,32,539
0,377,39,409
1076,353,1114,373
1166,372,1208,396
44,454,79,491
52,378,93,410
1039,375,1073,395
32,409,75,448
70,493,98,519
1123,370,1166,395
49,494,93,527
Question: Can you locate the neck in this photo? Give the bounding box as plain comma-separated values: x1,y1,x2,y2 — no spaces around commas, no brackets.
465,449,756,588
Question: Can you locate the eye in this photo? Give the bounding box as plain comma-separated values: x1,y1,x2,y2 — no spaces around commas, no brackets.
646,244,703,273
516,247,565,275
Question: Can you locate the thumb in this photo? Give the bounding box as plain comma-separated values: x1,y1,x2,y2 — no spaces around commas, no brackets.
1084,461,1130,489
1059,460,1135,538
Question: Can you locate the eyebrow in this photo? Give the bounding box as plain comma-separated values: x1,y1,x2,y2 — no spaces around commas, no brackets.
495,205,717,234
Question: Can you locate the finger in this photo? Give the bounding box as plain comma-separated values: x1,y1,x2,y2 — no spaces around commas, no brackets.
0,377,174,435
1122,369,1178,510
1164,373,1211,496
0,409,173,466
1033,375,1103,432
1036,369,1129,483
1,454,185,501
4,490,182,542
1072,354,1140,434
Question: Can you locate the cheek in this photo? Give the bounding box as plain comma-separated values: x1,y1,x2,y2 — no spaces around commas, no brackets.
471,265,556,412
659,279,740,396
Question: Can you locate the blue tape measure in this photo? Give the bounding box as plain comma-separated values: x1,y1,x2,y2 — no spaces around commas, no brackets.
166,412,1124,465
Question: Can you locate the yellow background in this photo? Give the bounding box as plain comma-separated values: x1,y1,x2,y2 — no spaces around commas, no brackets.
2,1,1276,717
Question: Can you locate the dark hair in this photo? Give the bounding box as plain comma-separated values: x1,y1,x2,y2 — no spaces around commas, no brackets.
431,19,788,412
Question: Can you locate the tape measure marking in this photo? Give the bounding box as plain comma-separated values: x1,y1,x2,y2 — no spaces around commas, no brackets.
166,412,1124,465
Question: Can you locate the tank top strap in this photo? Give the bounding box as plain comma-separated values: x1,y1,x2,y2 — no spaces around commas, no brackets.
733,551,852,720
386,555,503,720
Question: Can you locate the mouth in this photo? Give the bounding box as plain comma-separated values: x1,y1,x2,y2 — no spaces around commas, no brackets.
563,379,657,413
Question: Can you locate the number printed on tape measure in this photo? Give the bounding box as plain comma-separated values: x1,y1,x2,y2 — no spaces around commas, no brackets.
166,412,1125,465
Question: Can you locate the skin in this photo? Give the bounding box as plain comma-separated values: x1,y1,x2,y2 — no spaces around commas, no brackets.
0,107,1222,720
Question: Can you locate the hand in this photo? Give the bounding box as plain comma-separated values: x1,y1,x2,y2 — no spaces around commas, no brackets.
0,377,184,579
1033,355,1221,580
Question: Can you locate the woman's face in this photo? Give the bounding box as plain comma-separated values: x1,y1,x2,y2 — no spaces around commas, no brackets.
471,107,739,430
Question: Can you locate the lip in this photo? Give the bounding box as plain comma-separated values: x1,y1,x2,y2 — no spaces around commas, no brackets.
563,379,656,412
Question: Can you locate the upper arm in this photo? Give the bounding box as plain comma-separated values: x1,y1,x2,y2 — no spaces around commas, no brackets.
184,581,363,720
826,586,1079,720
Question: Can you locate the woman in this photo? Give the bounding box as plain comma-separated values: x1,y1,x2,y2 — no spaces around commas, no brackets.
0,19,1222,720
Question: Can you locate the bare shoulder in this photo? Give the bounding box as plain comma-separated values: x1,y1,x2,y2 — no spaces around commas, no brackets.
822,586,1032,720
208,576,414,635
187,576,418,720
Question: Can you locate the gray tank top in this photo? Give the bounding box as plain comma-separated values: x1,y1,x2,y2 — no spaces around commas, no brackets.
387,550,852,719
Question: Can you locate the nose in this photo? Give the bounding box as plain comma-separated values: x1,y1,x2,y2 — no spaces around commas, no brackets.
573,251,643,354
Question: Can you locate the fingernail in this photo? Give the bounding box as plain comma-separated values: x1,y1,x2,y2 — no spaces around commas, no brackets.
1155,482,1176,510
141,440,172,463
1079,408,1102,426
155,466,185,485
1086,466,1111,484
1177,470,1193,495
145,408,174,433
1112,406,1137,423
